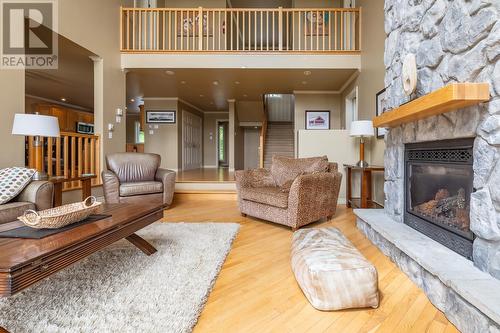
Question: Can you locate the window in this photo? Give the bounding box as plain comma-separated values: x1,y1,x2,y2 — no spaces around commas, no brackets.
135,121,144,144
218,124,225,161
345,86,358,130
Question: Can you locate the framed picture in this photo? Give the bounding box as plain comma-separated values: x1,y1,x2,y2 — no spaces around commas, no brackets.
146,110,176,124
376,88,388,138
305,12,330,36
177,13,214,37
305,111,330,130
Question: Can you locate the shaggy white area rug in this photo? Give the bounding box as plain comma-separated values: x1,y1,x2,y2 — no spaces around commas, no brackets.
0,222,239,333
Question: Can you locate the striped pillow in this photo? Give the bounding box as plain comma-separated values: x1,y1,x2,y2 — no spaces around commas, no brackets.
0,167,36,204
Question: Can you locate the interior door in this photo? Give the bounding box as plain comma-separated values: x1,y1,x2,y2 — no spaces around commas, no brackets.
217,121,229,167
182,111,202,170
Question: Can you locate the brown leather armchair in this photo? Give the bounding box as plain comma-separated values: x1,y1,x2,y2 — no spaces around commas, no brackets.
101,153,176,207
0,181,54,224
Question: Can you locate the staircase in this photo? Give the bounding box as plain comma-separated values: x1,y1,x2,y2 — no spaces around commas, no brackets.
263,122,295,168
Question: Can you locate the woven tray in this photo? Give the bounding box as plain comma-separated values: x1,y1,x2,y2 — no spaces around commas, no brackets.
18,196,102,229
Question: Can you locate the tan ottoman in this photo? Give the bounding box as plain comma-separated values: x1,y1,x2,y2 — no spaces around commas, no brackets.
291,227,379,311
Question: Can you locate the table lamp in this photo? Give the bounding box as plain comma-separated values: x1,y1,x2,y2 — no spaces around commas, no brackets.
12,113,60,180
350,120,374,168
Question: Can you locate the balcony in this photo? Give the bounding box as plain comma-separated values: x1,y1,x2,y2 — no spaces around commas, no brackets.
120,7,361,54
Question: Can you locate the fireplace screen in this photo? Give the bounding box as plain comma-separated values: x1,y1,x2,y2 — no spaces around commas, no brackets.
408,164,473,240
404,139,474,259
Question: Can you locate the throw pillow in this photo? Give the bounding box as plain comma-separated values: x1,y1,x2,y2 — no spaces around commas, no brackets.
271,155,329,192
0,167,36,204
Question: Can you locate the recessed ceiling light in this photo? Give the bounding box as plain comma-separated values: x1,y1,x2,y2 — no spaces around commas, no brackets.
212,80,219,86
210,102,214,105
180,80,186,84
302,81,308,85
234,81,240,85
199,94,204,97
60,97,66,102
130,98,135,102
240,66,247,69
165,70,175,75
303,70,311,76
243,94,248,97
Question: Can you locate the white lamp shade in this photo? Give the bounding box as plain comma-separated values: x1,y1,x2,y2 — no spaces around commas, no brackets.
350,120,374,137
12,113,60,137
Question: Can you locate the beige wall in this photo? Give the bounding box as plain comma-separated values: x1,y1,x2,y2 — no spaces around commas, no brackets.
244,127,260,170
294,93,342,156
0,0,125,170
358,0,386,205
236,101,264,122
204,113,229,167
298,129,368,204
0,71,25,168
59,0,126,159
143,99,179,170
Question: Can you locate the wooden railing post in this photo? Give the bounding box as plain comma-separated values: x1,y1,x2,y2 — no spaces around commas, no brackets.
278,7,283,51
198,7,203,50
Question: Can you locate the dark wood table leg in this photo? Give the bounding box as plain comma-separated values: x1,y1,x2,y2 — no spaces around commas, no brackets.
81,178,92,200
361,169,373,208
53,182,63,207
346,167,352,208
125,233,157,255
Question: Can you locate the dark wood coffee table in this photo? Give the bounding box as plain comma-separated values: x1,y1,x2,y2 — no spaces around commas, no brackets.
0,202,164,297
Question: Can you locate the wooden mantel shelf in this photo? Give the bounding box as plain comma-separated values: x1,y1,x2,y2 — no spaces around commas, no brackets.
373,83,490,128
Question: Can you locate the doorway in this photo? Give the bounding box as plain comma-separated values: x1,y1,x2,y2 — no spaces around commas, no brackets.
182,111,203,170
217,120,229,167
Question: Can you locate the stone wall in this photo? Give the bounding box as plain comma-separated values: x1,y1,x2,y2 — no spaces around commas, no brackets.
382,0,500,278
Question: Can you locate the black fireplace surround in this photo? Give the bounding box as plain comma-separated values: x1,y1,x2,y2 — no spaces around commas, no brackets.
404,138,474,259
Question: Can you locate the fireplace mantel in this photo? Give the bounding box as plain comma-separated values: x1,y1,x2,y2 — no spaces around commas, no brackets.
373,83,489,128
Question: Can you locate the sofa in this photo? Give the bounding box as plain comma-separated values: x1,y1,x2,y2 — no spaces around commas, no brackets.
235,155,342,230
101,152,176,207
0,181,54,224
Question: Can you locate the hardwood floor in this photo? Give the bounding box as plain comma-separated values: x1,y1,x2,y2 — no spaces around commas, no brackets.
163,194,459,333
176,167,235,182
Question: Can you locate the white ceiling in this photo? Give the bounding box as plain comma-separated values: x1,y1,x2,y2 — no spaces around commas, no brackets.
126,68,358,112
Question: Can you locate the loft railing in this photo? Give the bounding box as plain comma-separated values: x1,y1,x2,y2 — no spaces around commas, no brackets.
120,7,361,53
26,132,101,191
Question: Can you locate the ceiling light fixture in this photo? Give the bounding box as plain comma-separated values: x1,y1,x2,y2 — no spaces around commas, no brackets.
240,66,247,69
130,98,135,102
302,81,308,85
199,94,204,97
165,70,175,75
212,80,219,86
303,70,312,76
60,97,66,102
180,80,186,84
234,81,240,85
243,94,248,97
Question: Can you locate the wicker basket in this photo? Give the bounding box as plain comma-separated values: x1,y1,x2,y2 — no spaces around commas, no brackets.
18,196,102,229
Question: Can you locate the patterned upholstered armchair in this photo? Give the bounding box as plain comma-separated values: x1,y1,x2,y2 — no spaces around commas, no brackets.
102,153,176,207
235,156,342,231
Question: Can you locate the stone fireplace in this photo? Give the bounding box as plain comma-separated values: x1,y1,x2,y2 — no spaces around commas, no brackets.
354,0,500,332
404,138,474,259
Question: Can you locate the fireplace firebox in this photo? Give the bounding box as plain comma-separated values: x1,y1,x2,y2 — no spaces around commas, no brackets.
404,138,474,259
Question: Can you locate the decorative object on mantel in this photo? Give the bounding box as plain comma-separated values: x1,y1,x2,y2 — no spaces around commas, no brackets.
375,88,388,138
350,120,374,167
372,83,490,128
402,53,417,96
11,113,60,180
18,196,102,229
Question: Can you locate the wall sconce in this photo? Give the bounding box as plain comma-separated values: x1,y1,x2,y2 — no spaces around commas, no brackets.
115,108,123,123
108,123,114,139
